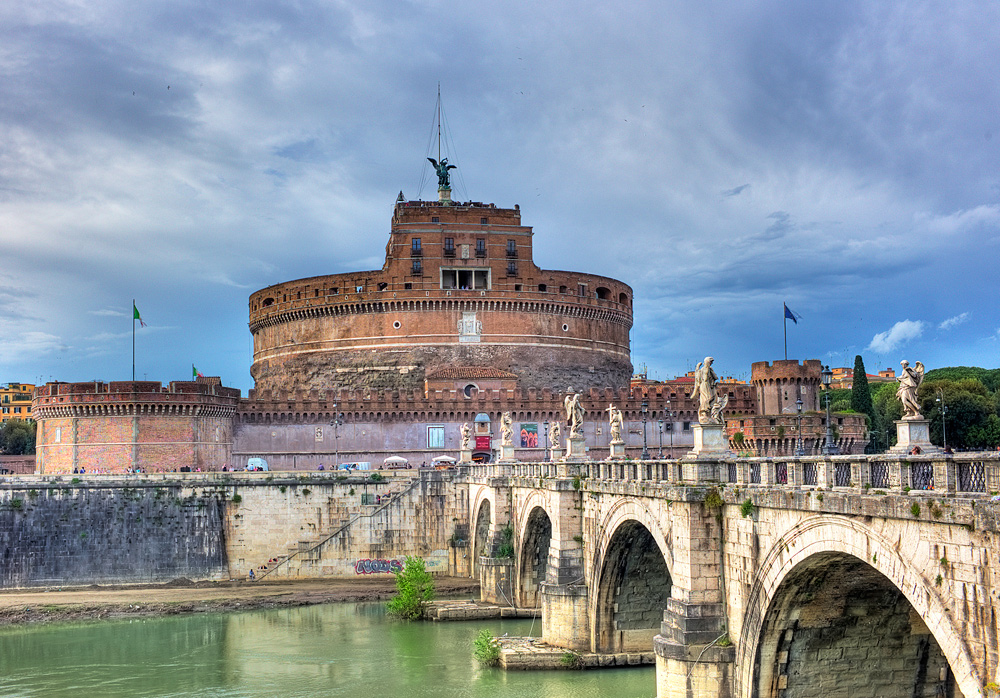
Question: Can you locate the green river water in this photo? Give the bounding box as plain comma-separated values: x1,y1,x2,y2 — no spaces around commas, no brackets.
0,602,655,697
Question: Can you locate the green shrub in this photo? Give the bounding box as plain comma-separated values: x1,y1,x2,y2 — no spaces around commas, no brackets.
370,473,385,483
910,502,921,517
386,556,435,620
10,498,23,510
279,485,287,493
302,488,311,496
560,651,582,668
703,487,724,510
495,523,515,558
816,493,824,503
740,498,755,518
473,628,501,666
231,493,242,504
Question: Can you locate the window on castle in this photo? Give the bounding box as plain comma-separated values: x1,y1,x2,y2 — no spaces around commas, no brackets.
475,239,486,257
538,284,547,292
411,238,422,256
404,283,412,290
682,421,691,430
427,425,445,449
441,268,489,290
481,217,488,224
412,259,422,275
507,261,518,276
431,217,439,223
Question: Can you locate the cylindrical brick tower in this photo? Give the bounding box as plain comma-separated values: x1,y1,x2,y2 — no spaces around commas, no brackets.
249,199,634,393
750,360,822,415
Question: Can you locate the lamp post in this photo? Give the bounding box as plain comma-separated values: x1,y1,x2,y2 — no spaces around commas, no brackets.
936,390,948,451
331,403,343,467
543,420,550,461
657,419,663,458
821,365,838,455
641,398,650,460
795,397,805,456
666,399,674,457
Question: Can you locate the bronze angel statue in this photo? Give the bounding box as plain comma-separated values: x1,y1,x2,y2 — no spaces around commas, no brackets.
428,157,456,188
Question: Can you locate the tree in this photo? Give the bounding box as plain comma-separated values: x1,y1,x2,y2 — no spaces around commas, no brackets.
919,378,995,449
0,419,36,455
386,556,435,620
850,356,878,446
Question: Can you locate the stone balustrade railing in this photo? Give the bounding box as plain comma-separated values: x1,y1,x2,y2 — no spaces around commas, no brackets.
463,453,1000,496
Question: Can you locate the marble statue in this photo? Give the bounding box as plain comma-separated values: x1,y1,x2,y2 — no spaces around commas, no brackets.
461,422,472,451
500,411,514,446
427,157,456,188
897,360,925,420
564,391,584,438
691,356,728,424
548,421,561,453
607,403,624,442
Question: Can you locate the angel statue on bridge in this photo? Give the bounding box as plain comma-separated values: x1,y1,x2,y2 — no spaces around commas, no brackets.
691,356,728,424
564,391,585,439
500,412,514,447
897,360,925,420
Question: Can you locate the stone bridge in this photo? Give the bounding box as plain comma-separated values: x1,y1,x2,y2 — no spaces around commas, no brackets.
465,454,1000,698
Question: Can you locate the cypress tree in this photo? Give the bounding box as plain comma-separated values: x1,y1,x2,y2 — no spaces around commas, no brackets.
851,355,879,440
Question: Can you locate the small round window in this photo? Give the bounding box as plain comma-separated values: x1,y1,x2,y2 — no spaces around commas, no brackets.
393,321,401,329
464,384,479,398
562,323,569,332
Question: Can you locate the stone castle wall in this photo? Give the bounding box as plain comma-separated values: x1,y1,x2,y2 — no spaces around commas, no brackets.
751,359,823,415
32,380,239,474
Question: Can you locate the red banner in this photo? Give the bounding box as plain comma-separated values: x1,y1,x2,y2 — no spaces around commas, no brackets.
475,435,492,450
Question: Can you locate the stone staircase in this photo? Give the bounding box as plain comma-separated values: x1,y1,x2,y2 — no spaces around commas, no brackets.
249,476,421,581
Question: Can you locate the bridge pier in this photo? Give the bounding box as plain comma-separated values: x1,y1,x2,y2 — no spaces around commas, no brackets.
539,479,589,649
654,600,735,697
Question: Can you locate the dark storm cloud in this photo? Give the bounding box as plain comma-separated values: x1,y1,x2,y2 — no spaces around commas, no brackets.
1,0,998,389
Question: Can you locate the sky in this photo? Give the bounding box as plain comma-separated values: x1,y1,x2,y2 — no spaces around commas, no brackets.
1,0,998,393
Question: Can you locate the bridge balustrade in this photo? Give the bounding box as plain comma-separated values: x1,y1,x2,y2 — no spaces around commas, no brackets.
834,462,851,487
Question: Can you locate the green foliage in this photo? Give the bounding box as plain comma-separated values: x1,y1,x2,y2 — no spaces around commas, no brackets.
386,556,435,620
910,502,921,518
816,493,824,502
279,485,287,493
231,493,242,504
919,376,999,449
495,523,515,558
739,498,755,518
0,418,36,455
10,498,23,510
572,475,581,490
851,356,878,443
369,472,386,483
703,487,724,510
560,651,582,668
775,425,785,440
473,628,501,666
301,488,311,496
71,477,81,484
925,366,1000,392
732,431,745,446
935,573,943,586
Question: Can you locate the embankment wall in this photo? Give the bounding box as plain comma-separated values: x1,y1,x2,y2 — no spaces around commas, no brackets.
0,471,470,588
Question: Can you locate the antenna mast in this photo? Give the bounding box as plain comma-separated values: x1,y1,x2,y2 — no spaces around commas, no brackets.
437,82,442,162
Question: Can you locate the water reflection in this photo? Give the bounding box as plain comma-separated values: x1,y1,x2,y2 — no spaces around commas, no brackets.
0,603,654,697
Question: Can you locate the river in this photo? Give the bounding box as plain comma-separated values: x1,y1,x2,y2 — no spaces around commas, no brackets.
0,602,655,697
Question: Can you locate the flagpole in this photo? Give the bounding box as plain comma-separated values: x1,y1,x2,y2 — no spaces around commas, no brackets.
132,298,136,381
783,305,787,361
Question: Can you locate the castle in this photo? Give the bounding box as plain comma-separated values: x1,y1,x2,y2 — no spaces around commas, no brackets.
32,191,865,473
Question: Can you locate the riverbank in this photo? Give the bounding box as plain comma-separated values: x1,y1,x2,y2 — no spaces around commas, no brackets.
0,576,481,626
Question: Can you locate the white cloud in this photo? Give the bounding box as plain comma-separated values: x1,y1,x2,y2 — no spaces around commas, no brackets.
939,312,969,331
88,308,128,317
867,320,925,353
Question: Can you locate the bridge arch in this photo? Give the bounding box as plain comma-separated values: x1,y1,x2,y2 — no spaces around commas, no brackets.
516,505,552,608
591,498,673,653
472,497,491,576
735,515,980,698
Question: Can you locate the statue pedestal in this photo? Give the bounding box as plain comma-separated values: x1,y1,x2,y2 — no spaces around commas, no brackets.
608,440,626,460
890,419,939,454
438,186,452,204
688,423,728,457
459,449,473,464
498,444,517,462
561,435,589,462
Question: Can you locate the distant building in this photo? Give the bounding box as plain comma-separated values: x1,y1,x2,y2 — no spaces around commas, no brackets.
830,367,897,390
0,383,35,423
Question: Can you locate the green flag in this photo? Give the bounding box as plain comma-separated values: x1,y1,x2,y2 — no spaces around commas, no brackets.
133,303,146,327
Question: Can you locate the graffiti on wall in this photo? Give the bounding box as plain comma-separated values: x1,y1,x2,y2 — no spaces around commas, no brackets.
354,558,403,575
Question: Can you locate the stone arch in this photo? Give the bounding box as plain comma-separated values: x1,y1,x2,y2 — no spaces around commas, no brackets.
591,498,672,653
735,516,980,698
472,497,492,577
516,505,552,608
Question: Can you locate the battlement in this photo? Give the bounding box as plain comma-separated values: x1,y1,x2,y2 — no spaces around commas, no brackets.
751,359,823,382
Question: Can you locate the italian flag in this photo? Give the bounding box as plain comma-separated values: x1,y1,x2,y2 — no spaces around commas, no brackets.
133,303,146,327
193,364,203,379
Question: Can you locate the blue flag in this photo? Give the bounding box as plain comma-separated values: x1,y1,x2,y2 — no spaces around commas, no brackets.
784,303,800,324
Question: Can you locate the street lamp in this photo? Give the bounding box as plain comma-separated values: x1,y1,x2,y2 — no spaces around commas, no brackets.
936,390,948,452
331,403,343,467
657,419,663,458
666,398,674,457
795,397,805,456
641,398,650,460
821,365,838,455
543,420,550,461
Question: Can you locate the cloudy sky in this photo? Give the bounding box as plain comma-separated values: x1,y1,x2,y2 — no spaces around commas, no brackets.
2,0,998,392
